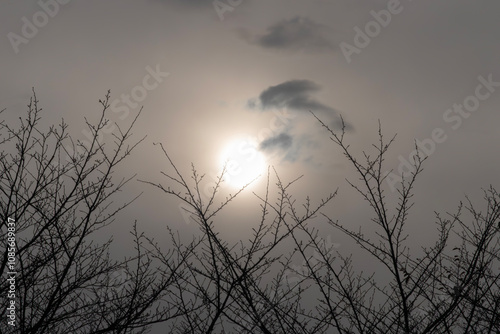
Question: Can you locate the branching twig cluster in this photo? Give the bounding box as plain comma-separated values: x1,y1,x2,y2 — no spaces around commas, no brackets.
1,93,498,334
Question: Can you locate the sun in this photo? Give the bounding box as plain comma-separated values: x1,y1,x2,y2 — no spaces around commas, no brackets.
219,138,267,189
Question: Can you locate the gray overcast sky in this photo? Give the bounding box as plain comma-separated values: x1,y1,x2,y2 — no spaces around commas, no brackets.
1,1,499,329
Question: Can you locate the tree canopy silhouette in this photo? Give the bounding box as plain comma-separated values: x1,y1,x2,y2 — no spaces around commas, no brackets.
1,92,498,333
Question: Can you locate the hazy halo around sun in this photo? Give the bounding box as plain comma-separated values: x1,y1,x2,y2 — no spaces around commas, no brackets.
219,138,267,189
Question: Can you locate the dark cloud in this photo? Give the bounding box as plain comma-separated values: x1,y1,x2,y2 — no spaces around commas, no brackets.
252,79,336,114
259,132,318,163
240,16,335,53
250,79,353,164
259,133,293,152
251,79,353,130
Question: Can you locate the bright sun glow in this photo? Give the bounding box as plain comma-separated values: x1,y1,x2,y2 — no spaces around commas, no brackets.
219,138,267,189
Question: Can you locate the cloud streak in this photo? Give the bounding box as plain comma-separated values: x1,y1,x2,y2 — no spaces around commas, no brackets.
240,16,335,53
259,132,293,152
250,79,336,114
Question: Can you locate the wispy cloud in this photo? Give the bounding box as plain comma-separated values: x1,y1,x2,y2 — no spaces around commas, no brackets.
249,79,349,125
249,79,352,163
259,132,293,152
254,79,336,113
240,16,335,53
